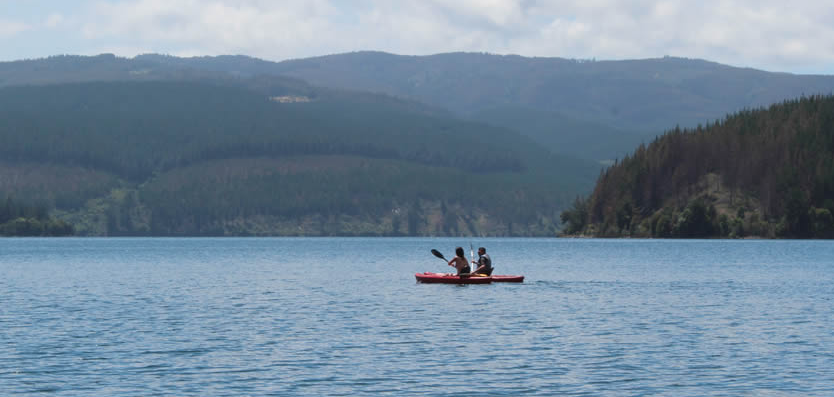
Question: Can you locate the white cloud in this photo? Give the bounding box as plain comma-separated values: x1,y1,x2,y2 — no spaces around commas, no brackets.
36,0,834,73
426,0,526,27
82,0,342,58
517,0,834,72
44,13,65,28
0,19,29,38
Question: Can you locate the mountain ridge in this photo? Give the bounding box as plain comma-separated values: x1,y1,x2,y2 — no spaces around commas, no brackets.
3,52,833,236
5,52,834,162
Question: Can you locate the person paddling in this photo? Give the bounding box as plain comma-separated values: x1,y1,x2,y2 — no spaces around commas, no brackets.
448,247,471,276
472,247,493,276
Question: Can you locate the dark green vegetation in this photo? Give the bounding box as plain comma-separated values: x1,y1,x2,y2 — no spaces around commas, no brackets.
5,53,834,163
0,79,596,236
0,196,73,236
268,52,834,129
180,52,834,161
4,53,834,237
0,81,530,179
470,106,656,162
561,95,834,238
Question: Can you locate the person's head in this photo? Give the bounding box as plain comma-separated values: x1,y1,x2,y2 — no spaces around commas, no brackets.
478,247,486,255
455,247,464,258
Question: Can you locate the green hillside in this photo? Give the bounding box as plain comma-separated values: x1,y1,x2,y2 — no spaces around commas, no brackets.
7,53,834,164
469,106,655,162
561,95,834,238
268,52,834,131
134,52,834,163
0,81,530,178
0,80,597,236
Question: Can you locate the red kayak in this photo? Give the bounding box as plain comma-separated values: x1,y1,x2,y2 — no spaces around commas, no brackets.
490,275,524,283
415,272,493,284
471,273,524,282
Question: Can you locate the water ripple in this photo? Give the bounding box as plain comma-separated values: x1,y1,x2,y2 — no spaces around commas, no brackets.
1,238,834,395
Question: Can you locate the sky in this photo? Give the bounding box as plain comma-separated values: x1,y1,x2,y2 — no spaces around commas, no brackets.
1,0,833,74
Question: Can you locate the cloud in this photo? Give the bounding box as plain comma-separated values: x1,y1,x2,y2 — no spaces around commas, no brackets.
0,19,29,38
82,0,341,57
425,0,527,27
519,1,834,72
65,0,834,73
44,13,65,29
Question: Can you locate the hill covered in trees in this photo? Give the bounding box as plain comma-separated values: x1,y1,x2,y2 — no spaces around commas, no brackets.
6,53,834,163
151,52,834,161
561,95,834,238
5,53,834,237
0,79,597,236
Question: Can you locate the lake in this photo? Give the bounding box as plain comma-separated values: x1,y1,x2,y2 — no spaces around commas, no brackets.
1,238,833,396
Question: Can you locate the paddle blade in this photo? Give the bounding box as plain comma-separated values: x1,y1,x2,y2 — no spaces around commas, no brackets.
430,249,446,261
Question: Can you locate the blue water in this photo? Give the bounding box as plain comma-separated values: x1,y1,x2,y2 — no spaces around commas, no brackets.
1,238,833,396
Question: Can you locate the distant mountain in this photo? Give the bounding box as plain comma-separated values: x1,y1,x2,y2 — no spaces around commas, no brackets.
0,79,597,236
4,52,833,236
268,52,834,129
141,52,834,161
7,53,834,163
561,95,834,238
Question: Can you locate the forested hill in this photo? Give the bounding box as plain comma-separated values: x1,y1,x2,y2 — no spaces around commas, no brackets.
147,52,834,161
0,81,530,179
7,53,834,163
0,80,598,236
560,95,834,238
137,52,834,128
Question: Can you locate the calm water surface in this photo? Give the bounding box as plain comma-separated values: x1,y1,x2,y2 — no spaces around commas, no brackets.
1,238,833,396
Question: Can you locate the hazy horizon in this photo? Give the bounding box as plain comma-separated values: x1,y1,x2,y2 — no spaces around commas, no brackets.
1,0,833,75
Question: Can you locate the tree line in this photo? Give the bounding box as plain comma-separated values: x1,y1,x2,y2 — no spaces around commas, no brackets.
116,157,567,236
562,94,834,238
0,196,74,236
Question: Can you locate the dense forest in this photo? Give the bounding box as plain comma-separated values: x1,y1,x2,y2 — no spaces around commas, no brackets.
561,95,834,238
6,54,834,237
6,53,834,163
0,80,597,236
161,52,834,129
0,81,534,180
0,196,73,236
470,106,655,162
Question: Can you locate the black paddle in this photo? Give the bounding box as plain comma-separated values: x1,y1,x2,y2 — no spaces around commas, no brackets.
430,249,447,262
431,249,455,274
